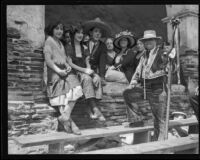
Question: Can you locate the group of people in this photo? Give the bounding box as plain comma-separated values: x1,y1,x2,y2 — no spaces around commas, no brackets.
43,17,198,141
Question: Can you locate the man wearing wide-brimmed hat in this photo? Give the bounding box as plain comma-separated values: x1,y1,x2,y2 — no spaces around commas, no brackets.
83,17,112,80
123,30,171,141
81,17,111,122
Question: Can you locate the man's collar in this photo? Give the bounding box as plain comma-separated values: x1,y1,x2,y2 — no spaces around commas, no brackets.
147,47,157,55
151,47,156,52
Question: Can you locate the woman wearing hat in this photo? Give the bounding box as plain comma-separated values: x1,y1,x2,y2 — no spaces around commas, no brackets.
104,30,137,83
43,21,83,135
123,30,172,141
65,23,106,122
106,30,138,83
104,37,127,83
82,17,112,82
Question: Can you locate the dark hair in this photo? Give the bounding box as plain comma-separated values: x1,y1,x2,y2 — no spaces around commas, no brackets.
105,37,114,43
118,37,131,50
164,41,170,46
89,27,104,37
61,28,71,46
45,21,64,37
69,23,84,46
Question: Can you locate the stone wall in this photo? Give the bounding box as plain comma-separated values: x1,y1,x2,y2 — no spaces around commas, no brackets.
180,49,199,86
7,27,47,102
8,84,194,137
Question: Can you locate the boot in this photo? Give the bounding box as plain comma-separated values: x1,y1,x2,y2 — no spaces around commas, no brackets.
88,98,106,122
57,117,65,132
129,121,144,128
93,107,106,122
86,107,98,120
69,118,81,135
58,115,72,133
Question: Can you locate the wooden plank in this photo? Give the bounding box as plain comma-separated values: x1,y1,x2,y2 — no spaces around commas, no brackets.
12,118,197,148
80,135,199,154
13,125,153,147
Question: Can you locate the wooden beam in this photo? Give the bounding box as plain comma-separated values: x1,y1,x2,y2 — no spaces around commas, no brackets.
11,118,197,148
79,135,199,154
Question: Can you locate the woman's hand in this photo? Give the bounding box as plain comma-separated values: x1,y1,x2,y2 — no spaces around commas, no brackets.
67,56,72,63
84,68,94,75
108,65,115,70
66,66,72,73
57,69,68,77
64,61,72,73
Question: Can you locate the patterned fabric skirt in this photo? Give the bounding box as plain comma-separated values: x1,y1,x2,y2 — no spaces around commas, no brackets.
49,85,83,106
47,72,83,106
77,72,102,100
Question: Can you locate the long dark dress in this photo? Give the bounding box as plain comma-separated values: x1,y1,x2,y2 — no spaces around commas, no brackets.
114,49,138,82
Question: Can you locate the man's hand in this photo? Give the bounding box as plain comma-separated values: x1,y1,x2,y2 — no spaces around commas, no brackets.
126,84,135,90
168,48,176,59
130,80,138,86
108,65,115,70
195,86,199,96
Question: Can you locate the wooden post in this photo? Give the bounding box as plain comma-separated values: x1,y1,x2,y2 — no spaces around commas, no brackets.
133,131,151,144
48,142,65,154
164,59,172,140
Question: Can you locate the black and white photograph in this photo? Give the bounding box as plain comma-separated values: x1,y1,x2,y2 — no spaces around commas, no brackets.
2,3,199,156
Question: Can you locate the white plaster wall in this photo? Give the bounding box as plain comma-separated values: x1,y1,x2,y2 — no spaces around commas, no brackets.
186,16,198,50
7,5,45,48
165,5,198,51
166,5,198,17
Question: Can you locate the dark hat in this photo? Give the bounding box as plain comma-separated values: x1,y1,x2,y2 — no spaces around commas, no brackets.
83,17,112,38
114,30,136,49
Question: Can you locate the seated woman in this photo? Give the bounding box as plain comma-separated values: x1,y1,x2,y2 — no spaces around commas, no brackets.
135,39,145,61
104,37,126,83
65,23,106,122
105,38,117,69
105,31,137,83
43,21,83,135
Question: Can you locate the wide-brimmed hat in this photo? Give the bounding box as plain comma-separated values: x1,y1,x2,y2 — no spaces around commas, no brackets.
171,112,187,119
139,30,162,42
114,30,136,49
82,17,112,38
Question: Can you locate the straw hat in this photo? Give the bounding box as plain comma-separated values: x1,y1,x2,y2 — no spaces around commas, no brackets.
82,17,112,38
139,30,162,42
114,30,136,49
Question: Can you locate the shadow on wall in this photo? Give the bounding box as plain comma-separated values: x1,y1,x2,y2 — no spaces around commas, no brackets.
45,5,167,40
